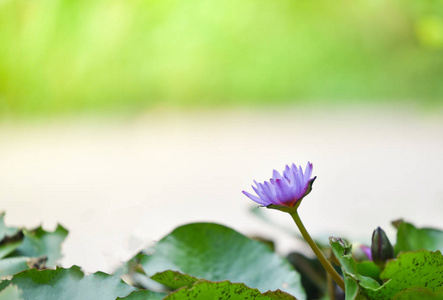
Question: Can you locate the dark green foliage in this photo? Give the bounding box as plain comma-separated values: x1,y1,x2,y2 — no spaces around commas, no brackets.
330,236,443,300
163,280,296,300
2,211,443,300
0,266,136,300
13,225,68,267
394,220,443,254
117,290,167,300
139,223,306,299
0,213,67,276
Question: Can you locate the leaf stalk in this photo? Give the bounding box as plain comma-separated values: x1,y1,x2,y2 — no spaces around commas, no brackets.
289,212,345,291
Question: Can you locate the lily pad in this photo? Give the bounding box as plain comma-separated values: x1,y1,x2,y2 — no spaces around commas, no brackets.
0,257,32,277
151,270,199,290
13,225,68,267
164,280,296,300
392,288,443,300
0,241,22,260
0,213,20,242
0,214,23,259
362,250,443,300
356,261,380,281
0,285,23,300
140,223,305,299
117,289,168,300
394,221,443,254
331,237,443,300
0,266,136,300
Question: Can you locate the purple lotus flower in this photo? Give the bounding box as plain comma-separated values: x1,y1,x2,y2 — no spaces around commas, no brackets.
243,162,316,208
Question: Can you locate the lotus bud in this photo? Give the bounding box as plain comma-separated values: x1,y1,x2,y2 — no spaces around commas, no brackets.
371,227,394,266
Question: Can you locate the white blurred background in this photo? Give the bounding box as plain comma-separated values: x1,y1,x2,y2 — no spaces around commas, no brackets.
1,104,442,273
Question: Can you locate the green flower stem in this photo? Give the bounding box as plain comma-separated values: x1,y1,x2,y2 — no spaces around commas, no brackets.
289,211,345,291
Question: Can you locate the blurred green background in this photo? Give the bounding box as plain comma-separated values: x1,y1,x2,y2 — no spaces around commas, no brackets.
1,0,443,117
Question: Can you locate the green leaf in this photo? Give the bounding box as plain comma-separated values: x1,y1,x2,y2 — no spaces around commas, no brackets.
392,288,443,300
0,285,23,300
151,270,199,290
164,280,296,300
329,237,357,274
117,254,165,291
117,290,168,300
343,278,359,300
0,241,22,260
0,214,23,259
0,257,30,277
262,289,300,300
329,237,380,300
356,261,380,281
0,256,48,277
394,221,443,254
0,213,20,242
0,266,136,300
13,225,68,267
362,250,443,300
140,223,305,299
